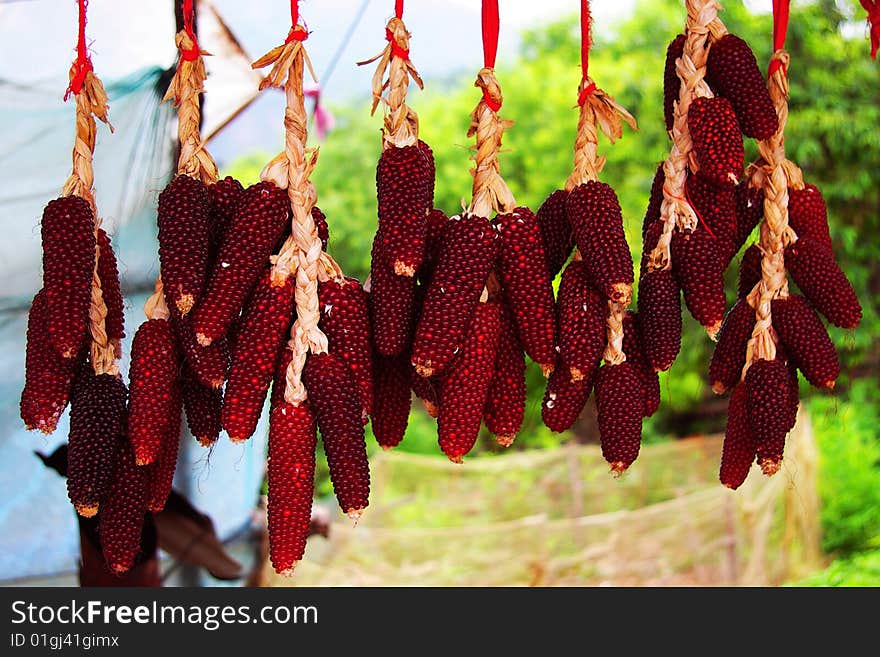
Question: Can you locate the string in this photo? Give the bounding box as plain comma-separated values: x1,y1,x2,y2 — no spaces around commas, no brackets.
395,0,404,20
768,0,790,76
180,0,200,61
64,0,93,100
482,0,499,69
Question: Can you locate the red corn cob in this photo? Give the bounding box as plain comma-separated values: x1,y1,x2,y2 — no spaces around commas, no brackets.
785,234,862,329
705,34,779,140
312,206,330,251
745,358,797,476
737,244,763,300
376,144,431,276
67,372,128,517
688,96,744,187
157,174,211,316
686,173,738,267
319,277,373,419
557,260,606,383
127,319,182,465
411,213,499,377
636,269,682,372
567,181,634,304
99,438,149,575
493,206,557,371
417,208,449,285
788,184,832,250
709,299,755,394
193,181,289,346
671,226,727,337
146,406,183,513
267,393,317,576
536,189,573,280
20,289,82,434
595,362,645,474
642,163,665,241
222,273,296,442
418,139,436,207
207,175,245,256
96,228,125,351
640,219,664,276
734,182,763,251
541,363,592,433
483,303,526,446
772,295,840,390
371,352,413,449
302,352,370,518
172,313,229,389
410,364,440,417
181,364,222,447
41,195,95,358
622,311,661,418
719,384,756,490
437,301,502,463
664,34,686,132
368,228,418,356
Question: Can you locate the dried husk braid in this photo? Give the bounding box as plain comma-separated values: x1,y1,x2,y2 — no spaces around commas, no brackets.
743,49,803,371
359,17,424,148
648,0,727,273
61,69,117,376
254,28,344,406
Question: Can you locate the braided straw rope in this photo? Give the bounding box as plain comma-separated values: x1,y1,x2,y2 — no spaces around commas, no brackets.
254,28,344,406
564,79,637,366
647,0,727,276
743,50,803,379
60,69,118,376
359,17,423,149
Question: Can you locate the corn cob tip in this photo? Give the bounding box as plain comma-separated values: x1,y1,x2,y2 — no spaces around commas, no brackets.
278,563,298,578
347,508,364,524
196,332,213,347
415,363,435,378
422,400,439,417
110,563,131,575
608,463,628,478
195,435,215,448
75,503,99,518
227,434,250,445
611,283,633,306
447,454,464,465
711,381,728,395
135,456,155,467
176,295,195,316
147,501,165,513
706,321,722,341
495,434,515,448
393,261,417,277
759,457,781,477
570,368,585,382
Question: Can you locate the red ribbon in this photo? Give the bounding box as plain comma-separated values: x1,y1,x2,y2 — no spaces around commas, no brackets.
578,0,594,105
861,0,880,59
180,0,201,61
64,0,93,100
768,0,790,76
385,27,409,59
482,0,499,69
285,0,308,43
395,0,404,20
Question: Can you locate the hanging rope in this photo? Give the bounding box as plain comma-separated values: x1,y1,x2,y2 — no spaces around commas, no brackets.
861,0,880,60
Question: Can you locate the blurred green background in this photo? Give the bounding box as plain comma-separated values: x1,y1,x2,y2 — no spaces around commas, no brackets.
227,0,879,585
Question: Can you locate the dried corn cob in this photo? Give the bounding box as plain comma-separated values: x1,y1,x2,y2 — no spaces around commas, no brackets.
193,180,289,346
437,301,502,463
41,195,95,358
410,360,440,417
772,295,840,389
705,34,779,140
671,225,727,336
663,34,686,132
636,269,682,372
686,173,737,267
376,143,431,276
737,244,763,300
788,184,832,250
207,175,244,255
20,289,82,434
483,303,526,446
302,352,370,518
688,96,744,187
719,383,755,489
371,351,413,449
319,277,373,418
745,358,797,475
312,206,330,251
595,361,645,474
709,299,755,394
642,164,666,241
368,228,418,356
622,311,661,418
67,371,128,517
557,260,606,383
734,182,763,250
785,234,862,329
223,273,296,442
411,213,499,377
267,394,317,576
96,228,125,350
567,181,634,305
173,314,229,390
535,189,573,280
99,438,149,574
541,363,592,433
127,319,182,465
493,206,557,371
418,139,436,207
417,208,449,285
146,419,182,513
640,219,664,276
157,174,211,316
181,364,222,447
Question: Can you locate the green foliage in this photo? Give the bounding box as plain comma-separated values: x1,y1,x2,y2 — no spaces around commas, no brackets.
788,548,880,587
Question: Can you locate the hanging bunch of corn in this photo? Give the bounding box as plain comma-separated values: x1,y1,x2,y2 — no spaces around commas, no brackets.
537,1,648,475
715,0,861,488
252,1,371,576
638,0,778,376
